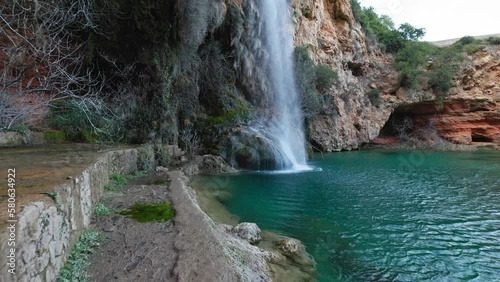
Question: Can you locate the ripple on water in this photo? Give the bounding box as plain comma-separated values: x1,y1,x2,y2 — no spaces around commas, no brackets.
196,151,500,281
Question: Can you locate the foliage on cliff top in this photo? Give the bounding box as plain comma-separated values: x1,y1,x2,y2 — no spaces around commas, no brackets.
352,1,495,103
351,0,425,53
486,36,500,45
395,39,473,107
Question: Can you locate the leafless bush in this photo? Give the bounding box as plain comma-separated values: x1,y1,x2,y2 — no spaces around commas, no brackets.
395,117,458,150
179,126,201,157
0,0,116,131
393,116,414,141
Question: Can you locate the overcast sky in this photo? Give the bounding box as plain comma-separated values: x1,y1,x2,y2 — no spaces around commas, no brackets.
357,0,500,41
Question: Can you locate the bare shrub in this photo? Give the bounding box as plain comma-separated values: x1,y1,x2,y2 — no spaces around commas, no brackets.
394,117,460,150
179,126,201,157
0,0,114,131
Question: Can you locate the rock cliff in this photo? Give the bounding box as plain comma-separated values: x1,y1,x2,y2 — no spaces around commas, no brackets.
2,0,497,155
291,0,397,151
291,0,499,150
408,47,499,144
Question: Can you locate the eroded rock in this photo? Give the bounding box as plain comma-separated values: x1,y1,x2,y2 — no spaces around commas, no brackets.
232,222,262,244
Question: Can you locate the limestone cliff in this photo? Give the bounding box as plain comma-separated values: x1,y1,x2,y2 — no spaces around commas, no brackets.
289,0,391,151
291,0,499,150
2,0,497,155
407,46,499,144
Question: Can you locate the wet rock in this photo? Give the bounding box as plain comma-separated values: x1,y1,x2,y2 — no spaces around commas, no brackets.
232,222,262,244
275,238,315,271
218,125,285,170
183,154,236,176
275,238,303,257
155,166,169,173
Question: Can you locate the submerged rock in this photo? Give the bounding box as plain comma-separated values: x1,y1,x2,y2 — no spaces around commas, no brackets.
275,238,316,272
275,238,303,257
232,222,262,244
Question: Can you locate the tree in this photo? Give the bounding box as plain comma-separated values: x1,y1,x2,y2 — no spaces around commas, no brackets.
398,23,425,42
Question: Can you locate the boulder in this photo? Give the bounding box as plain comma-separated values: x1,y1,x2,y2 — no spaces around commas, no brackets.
232,222,262,244
275,238,315,269
183,154,236,176
275,238,303,257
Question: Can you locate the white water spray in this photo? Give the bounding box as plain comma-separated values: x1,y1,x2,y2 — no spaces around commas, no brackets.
260,0,309,171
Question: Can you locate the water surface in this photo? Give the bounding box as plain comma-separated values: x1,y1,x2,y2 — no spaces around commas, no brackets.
195,150,500,281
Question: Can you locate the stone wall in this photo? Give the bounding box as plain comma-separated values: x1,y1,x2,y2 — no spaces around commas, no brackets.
0,146,155,282
0,132,45,147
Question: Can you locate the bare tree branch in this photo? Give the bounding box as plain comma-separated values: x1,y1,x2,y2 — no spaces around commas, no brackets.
0,0,116,131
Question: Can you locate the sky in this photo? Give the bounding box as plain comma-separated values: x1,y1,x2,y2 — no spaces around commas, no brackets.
357,0,500,42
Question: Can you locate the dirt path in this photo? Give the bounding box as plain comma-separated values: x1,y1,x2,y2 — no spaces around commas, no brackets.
89,172,177,282
88,171,249,282
88,170,314,282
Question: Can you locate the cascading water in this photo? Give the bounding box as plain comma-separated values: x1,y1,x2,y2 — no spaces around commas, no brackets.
259,0,309,171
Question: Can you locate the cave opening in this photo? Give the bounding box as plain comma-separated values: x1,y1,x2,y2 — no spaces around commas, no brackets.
372,102,446,147
471,130,493,143
378,106,416,139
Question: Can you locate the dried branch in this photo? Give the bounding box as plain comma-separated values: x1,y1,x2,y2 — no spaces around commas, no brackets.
0,0,115,131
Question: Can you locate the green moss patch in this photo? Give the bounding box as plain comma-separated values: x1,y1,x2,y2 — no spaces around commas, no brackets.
44,131,66,143
120,203,175,223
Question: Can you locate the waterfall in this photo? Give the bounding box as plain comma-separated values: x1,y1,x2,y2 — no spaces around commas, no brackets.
260,0,309,171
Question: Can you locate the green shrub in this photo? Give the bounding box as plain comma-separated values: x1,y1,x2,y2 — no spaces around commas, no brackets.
366,89,382,106
486,36,500,45
454,36,481,46
395,41,463,104
292,51,338,117
462,44,482,55
351,0,424,53
44,131,66,143
111,173,128,187
294,46,322,118
57,231,105,282
154,145,171,167
12,125,29,135
315,64,338,91
351,0,364,24
452,36,484,54
428,67,454,103
47,100,119,143
104,171,146,191
94,203,111,217
396,42,436,89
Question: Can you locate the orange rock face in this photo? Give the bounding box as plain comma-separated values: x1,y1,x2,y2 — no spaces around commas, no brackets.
292,0,499,150
401,46,500,145
411,100,499,144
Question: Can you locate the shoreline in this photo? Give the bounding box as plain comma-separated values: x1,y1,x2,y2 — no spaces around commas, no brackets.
181,163,317,281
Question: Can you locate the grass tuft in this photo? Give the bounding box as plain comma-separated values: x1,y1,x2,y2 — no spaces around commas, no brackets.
94,202,111,217
56,231,105,282
104,171,147,191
